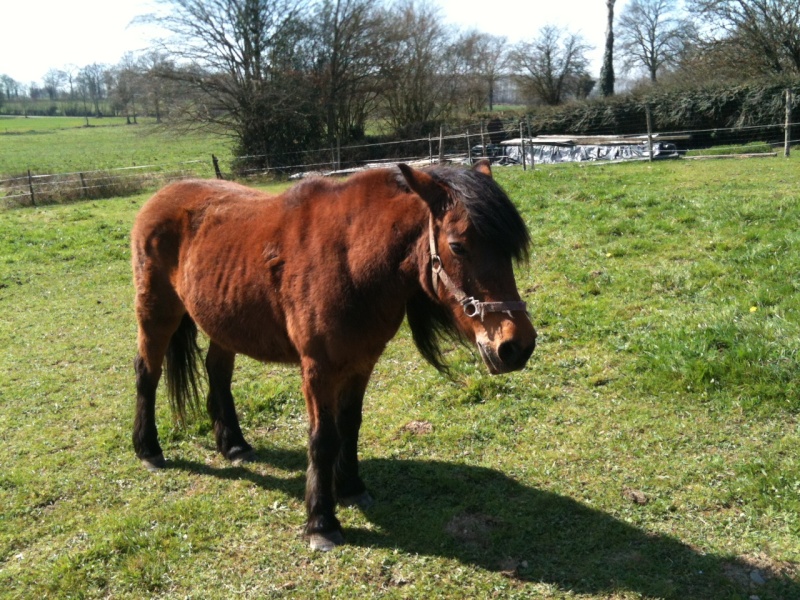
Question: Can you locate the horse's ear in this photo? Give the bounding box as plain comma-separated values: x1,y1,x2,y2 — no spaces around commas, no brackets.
398,163,448,214
473,159,492,178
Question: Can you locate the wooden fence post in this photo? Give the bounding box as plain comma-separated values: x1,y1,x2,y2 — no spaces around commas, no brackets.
465,128,471,163
211,154,223,179
428,134,433,164
645,104,654,162
519,122,527,172
79,173,88,198
480,120,486,158
27,170,36,206
438,126,445,164
785,88,792,158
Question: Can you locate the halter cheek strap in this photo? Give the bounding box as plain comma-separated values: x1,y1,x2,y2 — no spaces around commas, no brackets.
428,214,528,320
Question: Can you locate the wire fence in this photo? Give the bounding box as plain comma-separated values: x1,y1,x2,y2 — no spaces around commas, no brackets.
3,117,799,208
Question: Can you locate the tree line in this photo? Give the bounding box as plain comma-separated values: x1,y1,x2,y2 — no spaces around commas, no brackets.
3,0,800,169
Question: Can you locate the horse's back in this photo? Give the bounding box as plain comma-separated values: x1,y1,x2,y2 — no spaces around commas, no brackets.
133,179,268,234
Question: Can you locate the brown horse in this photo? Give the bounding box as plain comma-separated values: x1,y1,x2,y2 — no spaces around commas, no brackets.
131,160,536,550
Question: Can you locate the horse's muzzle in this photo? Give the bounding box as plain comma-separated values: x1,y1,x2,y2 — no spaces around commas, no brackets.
478,335,536,374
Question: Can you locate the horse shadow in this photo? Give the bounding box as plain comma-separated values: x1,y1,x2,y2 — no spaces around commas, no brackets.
170,447,798,599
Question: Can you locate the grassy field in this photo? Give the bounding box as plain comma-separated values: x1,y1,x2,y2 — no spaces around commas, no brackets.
1,158,799,598
0,116,232,177
685,142,776,157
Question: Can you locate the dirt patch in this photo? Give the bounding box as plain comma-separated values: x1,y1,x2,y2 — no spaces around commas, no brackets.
622,486,649,505
722,552,799,589
402,420,433,435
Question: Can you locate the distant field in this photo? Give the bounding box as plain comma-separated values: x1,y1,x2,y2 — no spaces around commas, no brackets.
0,116,233,177
1,158,798,598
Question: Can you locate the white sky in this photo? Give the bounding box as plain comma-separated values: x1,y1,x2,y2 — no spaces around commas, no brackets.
0,0,630,84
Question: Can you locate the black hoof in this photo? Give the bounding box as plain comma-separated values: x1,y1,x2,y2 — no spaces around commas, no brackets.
339,491,374,510
308,530,345,552
227,446,256,465
140,454,166,472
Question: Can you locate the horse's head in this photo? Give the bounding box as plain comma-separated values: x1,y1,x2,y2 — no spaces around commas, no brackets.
399,160,537,375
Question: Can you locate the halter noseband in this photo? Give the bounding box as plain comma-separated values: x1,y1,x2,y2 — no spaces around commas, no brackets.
428,213,527,320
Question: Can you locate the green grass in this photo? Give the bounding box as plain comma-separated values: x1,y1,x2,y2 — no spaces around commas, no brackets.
685,141,775,156
1,159,799,598
0,116,233,177
0,115,134,133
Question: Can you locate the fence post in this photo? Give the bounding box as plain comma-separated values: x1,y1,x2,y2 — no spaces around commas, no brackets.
428,134,433,164
79,172,88,198
465,128,471,164
211,154,223,179
519,122,527,172
785,88,792,158
480,120,486,159
645,104,654,162
27,170,36,206
438,126,445,164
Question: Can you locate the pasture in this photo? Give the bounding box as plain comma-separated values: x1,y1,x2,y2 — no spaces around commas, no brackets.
1,158,799,598
0,116,231,177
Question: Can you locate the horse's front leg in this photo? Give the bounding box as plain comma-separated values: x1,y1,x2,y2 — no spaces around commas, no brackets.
302,359,344,551
205,342,253,462
335,372,374,510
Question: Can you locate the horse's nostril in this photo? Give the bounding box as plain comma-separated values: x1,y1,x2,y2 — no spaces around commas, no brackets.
498,341,519,365
498,340,535,369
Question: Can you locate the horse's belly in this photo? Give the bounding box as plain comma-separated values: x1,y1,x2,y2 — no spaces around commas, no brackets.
183,276,299,363
196,310,299,363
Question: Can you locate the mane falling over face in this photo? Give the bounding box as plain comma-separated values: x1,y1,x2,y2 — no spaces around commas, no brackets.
400,161,535,374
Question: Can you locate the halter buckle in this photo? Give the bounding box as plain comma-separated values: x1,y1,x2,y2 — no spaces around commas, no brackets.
461,297,482,319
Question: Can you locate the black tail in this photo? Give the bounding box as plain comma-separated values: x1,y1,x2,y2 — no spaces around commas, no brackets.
164,313,203,424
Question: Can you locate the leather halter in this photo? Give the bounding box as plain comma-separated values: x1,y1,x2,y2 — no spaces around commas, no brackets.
428,213,527,320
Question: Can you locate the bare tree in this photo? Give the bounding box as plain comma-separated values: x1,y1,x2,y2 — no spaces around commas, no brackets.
77,63,107,117
42,69,67,101
137,0,322,168
63,65,79,100
137,51,176,123
375,0,458,136
510,26,592,106
310,0,384,144
109,53,141,124
0,75,22,100
688,0,800,77
599,0,616,96
617,0,689,83
450,31,509,112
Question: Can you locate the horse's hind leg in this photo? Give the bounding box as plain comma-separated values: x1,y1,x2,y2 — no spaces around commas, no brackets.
134,352,164,470
132,255,186,470
133,315,182,470
335,372,373,509
205,342,253,462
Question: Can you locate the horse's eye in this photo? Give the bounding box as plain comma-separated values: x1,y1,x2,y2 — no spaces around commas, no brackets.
449,242,467,256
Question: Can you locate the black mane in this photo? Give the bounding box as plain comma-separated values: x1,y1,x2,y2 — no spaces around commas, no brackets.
404,164,530,372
